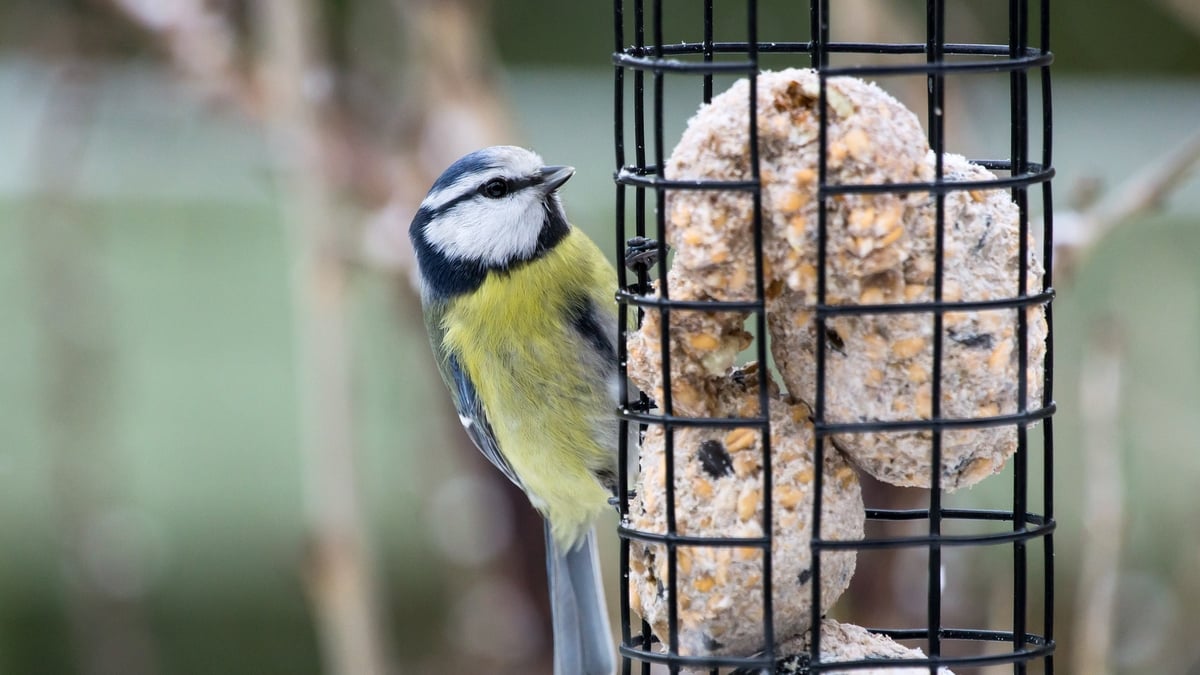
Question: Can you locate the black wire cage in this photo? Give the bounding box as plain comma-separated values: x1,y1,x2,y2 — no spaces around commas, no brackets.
613,1,1055,673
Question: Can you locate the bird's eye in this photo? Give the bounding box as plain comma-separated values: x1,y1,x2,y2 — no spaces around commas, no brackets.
482,178,508,199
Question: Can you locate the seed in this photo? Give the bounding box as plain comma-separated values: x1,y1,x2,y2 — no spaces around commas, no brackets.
724,428,757,453
879,224,905,247
989,341,1014,372
787,215,807,249
907,363,929,383
876,203,903,232
735,546,763,562
730,266,748,290
777,485,803,508
860,286,884,305
848,207,875,233
672,207,691,228
779,191,807,212
829,141,848,166
864,333,889,359
733,454,759,478
916,386,932,418
904,284,929,301
794,168,817,184
737,488,760,521
843,127,870,159
893,336,927,359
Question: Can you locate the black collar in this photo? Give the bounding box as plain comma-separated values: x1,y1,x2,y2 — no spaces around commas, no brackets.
412,198,570,300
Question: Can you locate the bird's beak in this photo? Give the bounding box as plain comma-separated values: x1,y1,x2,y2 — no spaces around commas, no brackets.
540,165,575,192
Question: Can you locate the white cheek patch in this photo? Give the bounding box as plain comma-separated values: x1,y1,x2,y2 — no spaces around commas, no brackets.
423,194,547,267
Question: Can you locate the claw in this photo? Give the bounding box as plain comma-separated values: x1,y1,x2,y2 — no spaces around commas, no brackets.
625,236,669,271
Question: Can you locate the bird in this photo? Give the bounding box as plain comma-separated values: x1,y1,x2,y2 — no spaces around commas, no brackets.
409,145,620,675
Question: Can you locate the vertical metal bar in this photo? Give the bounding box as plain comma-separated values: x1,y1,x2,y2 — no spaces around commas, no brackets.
745,0,775,665
1010,0,1031,672
809,0,825,69
634,0,647,246
925,0,946,669
809,0,829,666
703,0,714,104
649,3,680,671
631,3,654,670
1039,1,1055,672
612,3,634,672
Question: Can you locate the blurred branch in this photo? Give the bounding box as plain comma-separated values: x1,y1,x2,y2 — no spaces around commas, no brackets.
103,0,258,112
1152,0,1200,37
361,0,514,274
254,1,394,674
103,0,397,209
24,63,159,675
102,1,549,671
1071,320,1126,675
1054,127,1200,282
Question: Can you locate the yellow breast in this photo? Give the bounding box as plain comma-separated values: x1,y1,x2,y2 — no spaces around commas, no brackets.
442,228,618,547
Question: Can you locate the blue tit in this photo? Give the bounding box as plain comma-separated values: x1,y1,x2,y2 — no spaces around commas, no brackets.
410,146,618,675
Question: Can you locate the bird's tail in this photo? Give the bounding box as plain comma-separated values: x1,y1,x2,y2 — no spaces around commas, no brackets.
545,523,615,675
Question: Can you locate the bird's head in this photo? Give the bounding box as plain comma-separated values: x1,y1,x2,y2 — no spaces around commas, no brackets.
409,146,575,297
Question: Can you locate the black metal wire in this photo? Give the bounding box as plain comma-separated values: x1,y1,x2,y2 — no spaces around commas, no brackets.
613,1,1055,672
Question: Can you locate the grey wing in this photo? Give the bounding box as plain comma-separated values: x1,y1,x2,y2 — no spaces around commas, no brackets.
446,354,524,490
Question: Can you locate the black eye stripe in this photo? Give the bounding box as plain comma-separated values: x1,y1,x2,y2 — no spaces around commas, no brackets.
506,175,541,191
428,174,546,214
479,175,541,197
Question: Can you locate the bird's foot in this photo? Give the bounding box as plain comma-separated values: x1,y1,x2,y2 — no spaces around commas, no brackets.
624,236,668,272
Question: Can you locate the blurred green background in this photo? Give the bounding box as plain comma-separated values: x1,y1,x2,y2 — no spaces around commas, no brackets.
1,1,1198,674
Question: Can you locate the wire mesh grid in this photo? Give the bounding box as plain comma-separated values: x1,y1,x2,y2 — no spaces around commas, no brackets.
612,0,1056,672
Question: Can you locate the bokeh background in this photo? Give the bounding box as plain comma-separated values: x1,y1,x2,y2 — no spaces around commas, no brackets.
1,1,1198,674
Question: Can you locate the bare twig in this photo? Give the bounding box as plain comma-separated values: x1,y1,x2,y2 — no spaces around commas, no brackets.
104,0,257,112
1151,0,1200,37
104,0,399,210
24,63,160,675
1072,320,1126,675
103,3,546,671
362,0,514,274
1054,127,1200,282
255,1,394,674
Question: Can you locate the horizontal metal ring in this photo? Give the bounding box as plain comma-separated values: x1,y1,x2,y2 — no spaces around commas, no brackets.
814,403,1055,435
613,164,1055,194
865,507,1044,523
813,518,1056,550
616,409,770,428
619,631,1054,669
617,526,771,548
622,41,1041,59
614,43,1053,76
616,290,1054,315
